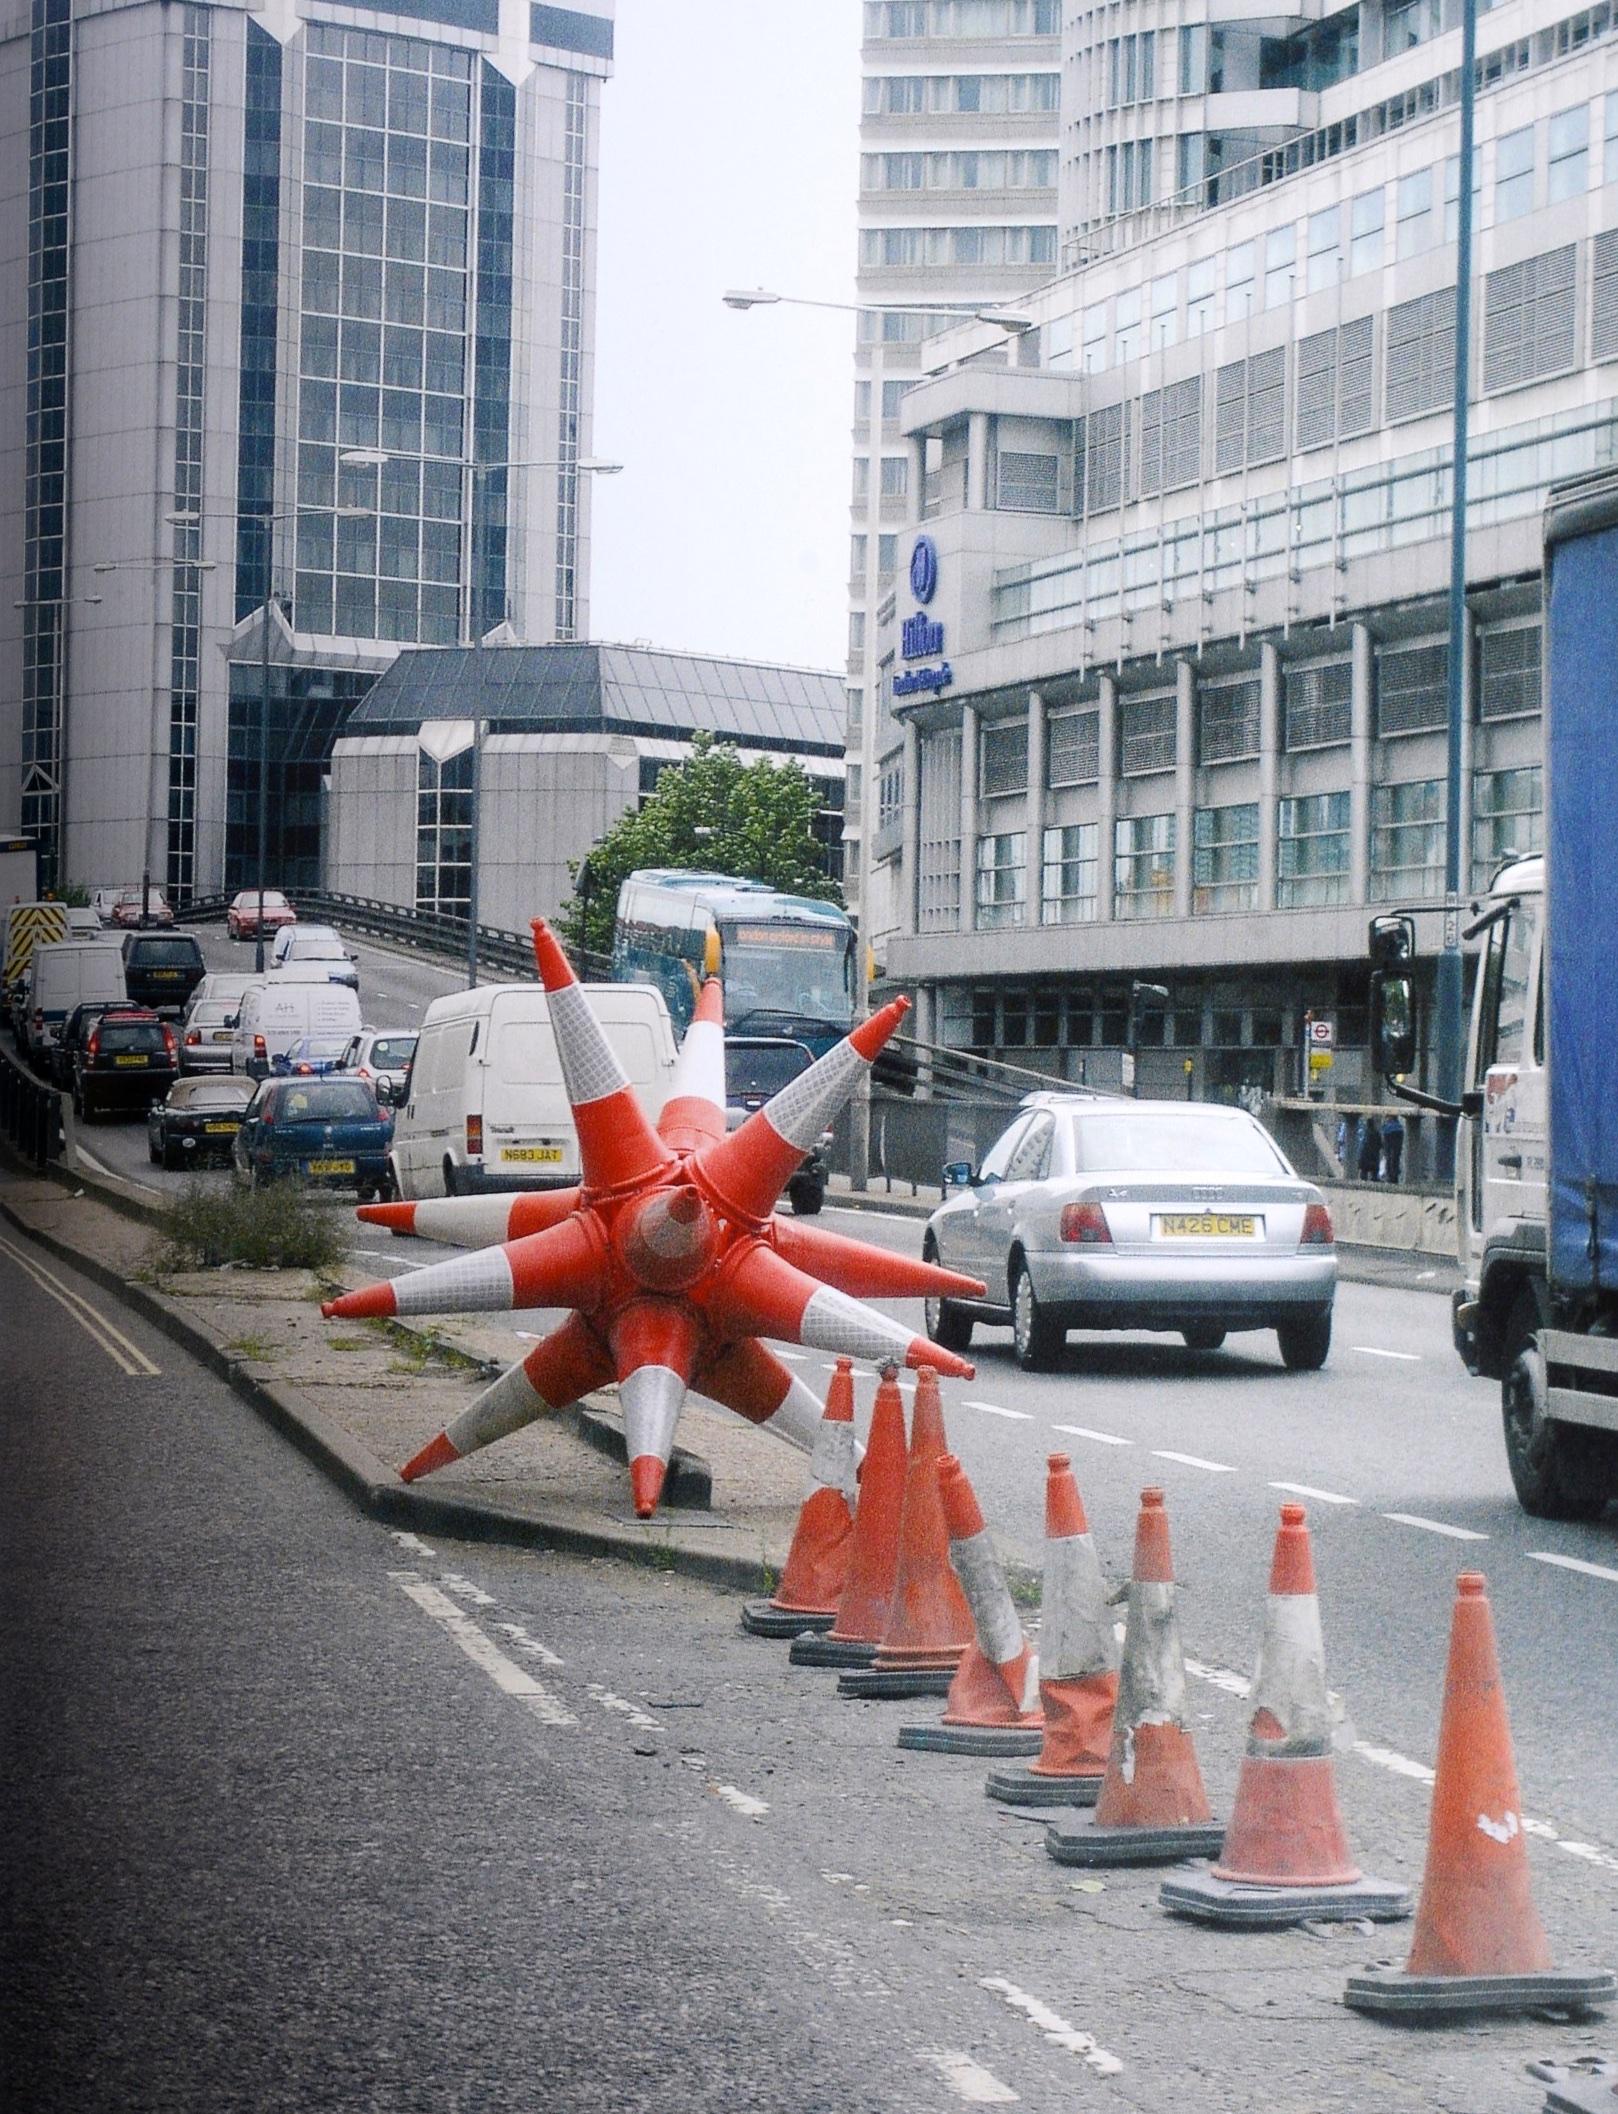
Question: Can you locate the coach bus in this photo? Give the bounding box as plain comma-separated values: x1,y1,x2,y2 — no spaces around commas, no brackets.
610,870,857,1057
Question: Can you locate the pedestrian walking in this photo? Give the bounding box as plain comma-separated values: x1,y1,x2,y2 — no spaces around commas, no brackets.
1381,1113,1405,1184
1357,1117,1382,1183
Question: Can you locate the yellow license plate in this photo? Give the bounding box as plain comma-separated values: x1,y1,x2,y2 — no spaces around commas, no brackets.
114,1054,149,1067
500,1145,564,1163
152,969,180,979
212,1031,232,1042
307,1157,355,1175
1156,1213,1259,1239
204,1122,237,1135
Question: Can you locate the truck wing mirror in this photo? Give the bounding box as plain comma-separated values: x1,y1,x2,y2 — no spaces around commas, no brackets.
1370,969,1417,1081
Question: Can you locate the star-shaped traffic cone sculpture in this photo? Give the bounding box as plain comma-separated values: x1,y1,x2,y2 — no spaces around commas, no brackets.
323,923,987,1518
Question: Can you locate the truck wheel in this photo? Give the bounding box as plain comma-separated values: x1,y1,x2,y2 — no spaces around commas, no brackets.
923,1237,973,1354
1277,1309,1332,1371
1012,1257,1063,1372
1502,1338,1609,1521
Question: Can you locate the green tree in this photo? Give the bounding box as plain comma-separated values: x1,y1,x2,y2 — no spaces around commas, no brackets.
558,733,841,962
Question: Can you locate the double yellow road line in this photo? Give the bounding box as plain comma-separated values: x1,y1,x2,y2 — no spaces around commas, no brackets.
0,1231,161,1377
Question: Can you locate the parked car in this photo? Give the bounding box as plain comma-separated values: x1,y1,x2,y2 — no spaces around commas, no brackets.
148,1075,255,1170
122,930,206,1013
91,886,135,926
227,889,296,941
922,1094,1337,1373
336,1028,418,1106
71,1005,179,1122
110,887,174,928
53,999,125,1088
725,1037,828,1215
178,998,242,1074
232,1075,394,1197
269,922,358,991
271,1033,354,1078
23,939,128,1071
231,978,361,1080
182,971,261,1026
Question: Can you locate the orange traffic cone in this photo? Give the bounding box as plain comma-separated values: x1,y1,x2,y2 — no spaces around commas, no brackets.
1045,1487,1225,1867
1161,1504,1410,1926
1346,1573,1616,2019
839,1368,973,1700
741,1358,857,1637
987,1453,1118,1806
898,1456,1043,1756
790,1365,907,1669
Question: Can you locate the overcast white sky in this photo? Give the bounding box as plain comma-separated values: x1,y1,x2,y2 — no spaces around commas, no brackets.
588,1,862,673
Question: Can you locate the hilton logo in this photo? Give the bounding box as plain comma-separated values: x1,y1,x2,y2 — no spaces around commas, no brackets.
901,611,944,660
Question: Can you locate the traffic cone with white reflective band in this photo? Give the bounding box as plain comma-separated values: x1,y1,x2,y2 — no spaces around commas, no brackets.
657,978,728,1154
356,1187,581,1246
1347,1573,1616,2019
531,919,674,1195
399,1311,612,1482
839,1368,973,1700
791,1364,908,1669
898,1455,1042,1756
1045,1487,1225,1868
1161,1503,1410,1927
986,1453,1118,1807
741,1358,857,1637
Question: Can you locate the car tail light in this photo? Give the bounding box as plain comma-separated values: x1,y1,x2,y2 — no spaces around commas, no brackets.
185,1029,200,1046
32,1010,44,1035
86,1028,100,1060
1301,1201,1334,1246
254,1034,266,1058
162,1026,177,1062
1059,1201,1113,1245
466,1114,483,1158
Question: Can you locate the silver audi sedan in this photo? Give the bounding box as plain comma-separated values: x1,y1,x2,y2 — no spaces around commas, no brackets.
922,1094,1336,1373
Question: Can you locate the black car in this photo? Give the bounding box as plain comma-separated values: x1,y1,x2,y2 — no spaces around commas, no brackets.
147,1075,255,1170
725,1036,827,1215
53,998,123,1088
72,1006,179,1121
122,930,206,1013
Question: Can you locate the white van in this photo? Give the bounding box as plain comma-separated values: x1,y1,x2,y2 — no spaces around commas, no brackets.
25,940,128,1064
232,978,362,1079
390,982,678,1199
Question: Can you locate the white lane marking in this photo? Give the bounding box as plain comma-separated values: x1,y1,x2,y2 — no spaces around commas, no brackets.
1051,1423,1132,1447
438,1571,495,1607
1269,1481,1359,1506
1351,1741,1432,1785
1383,1512,1489,1541
1152,1449,1236,1473
827,1206,933,1227
1528,1551,1618,1585
921,2050,1019,2105
1185,1658,1251,1700
587,1683,662,1732
711,1782,769,1820
980,1976,1122,2077
492,1620,564,1667
1353,1346,1421,1361
776,1348,807,1363
0,1231,162,1377
346,1247,431,1271
390,1530,437,1556
391,1574,576,1726
965,1400,1033,1421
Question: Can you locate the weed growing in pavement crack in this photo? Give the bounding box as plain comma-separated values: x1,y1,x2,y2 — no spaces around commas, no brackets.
150,1179,342,1274
225,1334,277,1362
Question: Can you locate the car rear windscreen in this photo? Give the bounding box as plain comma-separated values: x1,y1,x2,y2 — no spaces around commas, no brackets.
129,940,200,964
1071,1116,1286,1176
276,1082,374,1122
99,1022,167,1054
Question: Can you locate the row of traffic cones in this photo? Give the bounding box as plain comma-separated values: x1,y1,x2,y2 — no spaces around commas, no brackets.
746,1364,1615,2025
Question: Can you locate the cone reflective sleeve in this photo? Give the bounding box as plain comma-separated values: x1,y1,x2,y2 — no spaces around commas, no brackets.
938,1455,1038,1713
658,979,727,1154
770,1218,986,1304
322,1212,607,1322
610,1299,701,1519
1093,1489,1213,1830
872,1370,974,1670
355,1188,582,1246
829,1368,909,1645
531,920,673,1193
708,1237,974,1380
770,1358,857,1616
692,999,909,1224
399,1313,612,1481
1021,1454,1117,1783
695,1334,824,1453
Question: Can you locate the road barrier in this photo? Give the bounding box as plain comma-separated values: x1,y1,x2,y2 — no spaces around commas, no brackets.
0,1041,63,1170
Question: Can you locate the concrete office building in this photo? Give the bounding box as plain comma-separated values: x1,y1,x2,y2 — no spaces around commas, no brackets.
325,640,847,933
0,0,614,898
850,0,1061,940
866,0,1617,1114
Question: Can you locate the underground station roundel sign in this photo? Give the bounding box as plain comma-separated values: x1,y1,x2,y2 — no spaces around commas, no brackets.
909,534,939,606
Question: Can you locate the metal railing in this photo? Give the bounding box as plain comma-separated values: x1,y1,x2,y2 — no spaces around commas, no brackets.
0,1040,63,1169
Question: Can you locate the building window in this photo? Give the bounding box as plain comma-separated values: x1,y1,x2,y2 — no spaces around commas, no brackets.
1226,241,1256,322
1606,90,1618,184
1295,316,1374,451
1278,792,1350,907
415,742,474,914
1149,271,1177,350
1483,246,1578,392
1371,778,1445,900
1396,168,1434,259
1385,0,1439,54
1139,376,1201,496
1214,348,1286,471
1495,124,1536,223
1548,105,1589,201
1041,823,1098,924
1478,624,1541,720
1594,229,1618,361
981,719,1029,796
996,449,1061,512
1472,766,1542,886
1114,285,1142,363
1185,255,1217,335
1307,206,1341,292
1114,813,1176,918
1047,708,1099,786
1197,676,1260,764
975,832,1026,928
1377,641,1448,736
1120,692,1176,775
881,457,909,499
1083,402,1129,513
1350,187,1384,274
878,757,905,828
1193,802,1259,913
1285,660,1352,750
1265,224,1296,307
1385,287,1456,422
918,729,962,932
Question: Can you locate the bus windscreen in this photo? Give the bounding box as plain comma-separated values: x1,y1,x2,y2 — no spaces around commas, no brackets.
721,924,853,1039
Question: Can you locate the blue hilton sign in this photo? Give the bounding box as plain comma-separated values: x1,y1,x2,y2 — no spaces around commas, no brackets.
894,535,952,698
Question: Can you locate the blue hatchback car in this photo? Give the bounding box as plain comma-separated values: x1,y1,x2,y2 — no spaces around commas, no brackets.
232,1076,394,1198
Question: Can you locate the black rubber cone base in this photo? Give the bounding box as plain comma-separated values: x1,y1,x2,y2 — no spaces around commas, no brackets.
897,1722,1044,1756
1161,1869,1412,1928
1542,2067,1618,2112
838,1664,957,1700
985,1765,1104,1808
739,1601,834,1638
1045,1810,1225,1868
789,1633,876,1669
1344,1965,1616,2021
